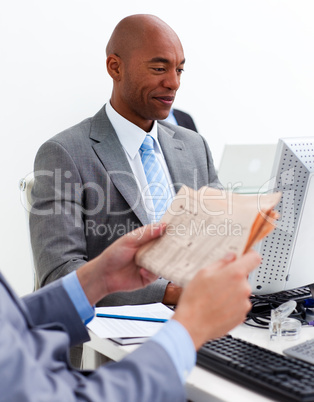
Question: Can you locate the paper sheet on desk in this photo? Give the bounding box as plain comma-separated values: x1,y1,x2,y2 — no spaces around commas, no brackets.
87,303,174,338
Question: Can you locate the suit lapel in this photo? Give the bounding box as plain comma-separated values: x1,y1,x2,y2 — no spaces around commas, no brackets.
90,108,150,225
158,123,197,193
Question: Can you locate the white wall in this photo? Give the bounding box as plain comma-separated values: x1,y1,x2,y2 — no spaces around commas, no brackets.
1,0,314,295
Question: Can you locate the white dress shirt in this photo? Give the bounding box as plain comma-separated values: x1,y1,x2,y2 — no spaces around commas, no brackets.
105,102,175,223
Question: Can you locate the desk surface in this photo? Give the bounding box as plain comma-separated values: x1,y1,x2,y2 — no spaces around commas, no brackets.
85,322,314,402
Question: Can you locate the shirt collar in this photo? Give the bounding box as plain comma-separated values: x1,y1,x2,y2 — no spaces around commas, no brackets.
106,102,160,160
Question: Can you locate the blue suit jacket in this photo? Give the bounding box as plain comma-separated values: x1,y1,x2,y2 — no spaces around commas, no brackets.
0,272,185,401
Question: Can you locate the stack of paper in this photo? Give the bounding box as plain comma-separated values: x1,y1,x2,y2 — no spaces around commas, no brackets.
87,303,174,339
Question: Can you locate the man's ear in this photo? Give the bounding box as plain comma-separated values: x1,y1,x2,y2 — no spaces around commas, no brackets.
106,54,122,81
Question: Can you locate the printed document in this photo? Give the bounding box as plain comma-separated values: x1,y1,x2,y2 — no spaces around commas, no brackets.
136,185,281,287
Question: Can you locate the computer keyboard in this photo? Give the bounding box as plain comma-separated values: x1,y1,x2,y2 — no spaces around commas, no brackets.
284,339,314,365
197,335,314,401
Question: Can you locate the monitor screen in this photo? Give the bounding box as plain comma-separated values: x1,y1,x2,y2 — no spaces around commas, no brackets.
218,143,277,193
249,137,314,295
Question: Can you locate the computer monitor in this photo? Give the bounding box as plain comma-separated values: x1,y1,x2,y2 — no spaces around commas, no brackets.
218,144,277,193
249,137,314,295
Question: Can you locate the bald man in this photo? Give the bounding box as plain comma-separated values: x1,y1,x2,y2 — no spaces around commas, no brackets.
30,14,219,330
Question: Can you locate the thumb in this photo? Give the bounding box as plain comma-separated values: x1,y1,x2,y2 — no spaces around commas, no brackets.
221,249,261,278
221,252,237,264
125,223,167,247
207,252,237,272
204,250,260,276
239,249,262,276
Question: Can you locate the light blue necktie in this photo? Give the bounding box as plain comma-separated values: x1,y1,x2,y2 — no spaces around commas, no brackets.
140,135,171,222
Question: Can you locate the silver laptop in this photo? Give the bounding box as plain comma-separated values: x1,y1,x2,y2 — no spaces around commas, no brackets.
218,144,277,193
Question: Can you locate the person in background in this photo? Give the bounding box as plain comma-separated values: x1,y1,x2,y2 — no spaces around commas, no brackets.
164,108,198,132
30,14,219,307
0,223,261,402
30,14,220,366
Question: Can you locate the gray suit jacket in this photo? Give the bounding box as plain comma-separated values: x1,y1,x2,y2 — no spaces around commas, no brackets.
0,272,185,401
30,105,219,306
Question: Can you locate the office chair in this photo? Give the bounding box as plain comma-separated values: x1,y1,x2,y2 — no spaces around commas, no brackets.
19,172,39,290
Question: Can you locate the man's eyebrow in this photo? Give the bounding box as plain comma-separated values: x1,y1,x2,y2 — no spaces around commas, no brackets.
148,57,186,65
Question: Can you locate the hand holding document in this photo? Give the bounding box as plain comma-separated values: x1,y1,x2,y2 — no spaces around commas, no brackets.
136,185,281,287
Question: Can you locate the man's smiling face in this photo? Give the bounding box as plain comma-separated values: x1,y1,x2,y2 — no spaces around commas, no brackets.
107,15,185,132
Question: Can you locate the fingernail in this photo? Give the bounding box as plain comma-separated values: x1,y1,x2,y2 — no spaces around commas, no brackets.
224,252,236,262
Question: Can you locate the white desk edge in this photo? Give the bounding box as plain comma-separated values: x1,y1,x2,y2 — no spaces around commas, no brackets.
84,322,314,402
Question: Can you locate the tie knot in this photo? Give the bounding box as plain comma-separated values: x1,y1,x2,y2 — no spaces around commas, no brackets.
140,135,154,152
